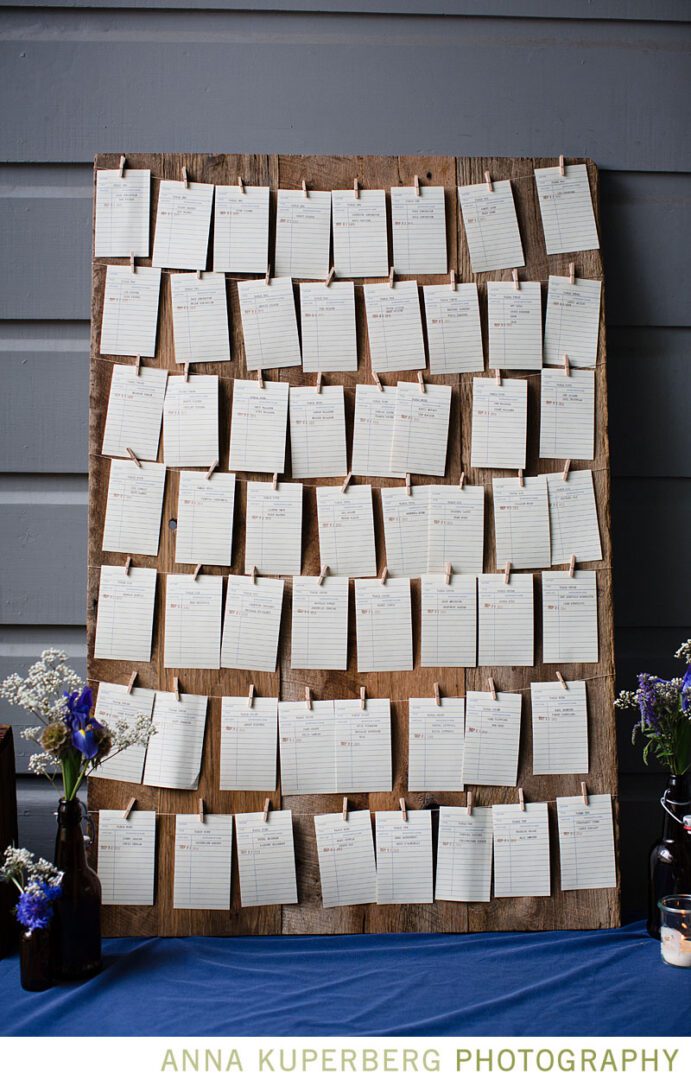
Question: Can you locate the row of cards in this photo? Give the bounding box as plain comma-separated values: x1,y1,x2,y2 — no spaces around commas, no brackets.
100,268,602,375
94,565,599,670
103,369,596,474
97,795,616,910
95,682,591,793
96,164,599,276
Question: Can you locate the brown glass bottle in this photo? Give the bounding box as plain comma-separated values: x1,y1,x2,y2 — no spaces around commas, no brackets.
647,774,691,939
53,798,102,980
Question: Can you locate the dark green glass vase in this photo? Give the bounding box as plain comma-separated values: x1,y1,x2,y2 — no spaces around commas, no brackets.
19,927,53,992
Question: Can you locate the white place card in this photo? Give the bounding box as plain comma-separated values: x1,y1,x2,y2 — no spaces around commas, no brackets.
170,273,231,365
163,573,222,670
544,276,601,369
213,185,270,274
235,810,297,907
291,575,349,671
220,575,284,673
175,471,236,567
458,180,524,273
390,186,447,274
542,570,598,663
289,385,348,479
545,470,602,565
389,381,452,477
420,573,477,668
237,277,302,371
427,485,484,576
534,163,599,255
152,180,214,270
102,365,168,462
375,810,434,904
531,679,589,775
355,577,413,672
274,189,332,280
95,169,150,258
314,810,377,908
493,801,551,898
228,379,289,475
331,188,388,278
300,282,358,373
351,385,405,479
93,682,155,785
220,696,278,792
539,368,595,461
381,486,429,577
163,375,219,468
492,475,551,570
463,691,522,788
94,565,157,663
478,572,534,667
557,794,617,891
244,481,303,575
316,485,377,578
408,697,465,792
102,459,166,556
471,378,527,469
422,283,484,375
487,281,542,371
143,691,207,790
364,281,426,373
173,815,233,910
435,806,493,903
98,810,156,906
279,700,337,795
334,698,392,792
100,266,161,358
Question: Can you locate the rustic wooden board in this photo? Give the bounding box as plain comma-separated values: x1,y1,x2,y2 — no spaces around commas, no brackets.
88,154,619,936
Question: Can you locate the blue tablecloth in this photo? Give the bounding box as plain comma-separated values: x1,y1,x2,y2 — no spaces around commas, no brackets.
1,921,689,1037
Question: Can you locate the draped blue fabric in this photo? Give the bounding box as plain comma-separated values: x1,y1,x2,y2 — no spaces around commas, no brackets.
1,922,688,1037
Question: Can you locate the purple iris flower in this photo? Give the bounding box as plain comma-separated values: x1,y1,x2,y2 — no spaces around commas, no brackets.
63,686,94,730
70,719,102,760
682,665,691,710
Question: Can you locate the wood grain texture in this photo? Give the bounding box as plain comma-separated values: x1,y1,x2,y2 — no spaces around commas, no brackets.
88,154,619,935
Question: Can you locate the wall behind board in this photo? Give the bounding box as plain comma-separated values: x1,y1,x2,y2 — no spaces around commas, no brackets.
0,1,689,921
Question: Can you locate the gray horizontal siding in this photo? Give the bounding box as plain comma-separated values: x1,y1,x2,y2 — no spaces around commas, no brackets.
0,10,689,170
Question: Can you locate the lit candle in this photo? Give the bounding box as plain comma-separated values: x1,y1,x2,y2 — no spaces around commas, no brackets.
660,927,691,968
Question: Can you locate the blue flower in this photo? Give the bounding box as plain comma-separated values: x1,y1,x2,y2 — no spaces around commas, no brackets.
637,673,663,731
16,882,60,931
70,719,102,760
682,665,691,710
63,686,94,730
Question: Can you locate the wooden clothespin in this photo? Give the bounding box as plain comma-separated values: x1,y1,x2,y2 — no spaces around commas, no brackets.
562,458,571,482
272,473,279,491
198,798,205,824
126,446,142,469
126,670,137,695
380,565,389,586
122,797,136,820
434,682,441,707
563,353,571,377
134,355,142,376
247,683,255,709
250,565,257,585
315,372,323,394
504,561,512,585
559,154,566,177
342,797,349,821
556,670,568,691
129,252,137,274
388,266,395,289
569,261,576,286
417,371,426,394
462,790,473,817
444,562,452,586
360,686,367,711
196,269,203,281
183,362,190,383
488,677,497,701
372,371,384,392
569,553,577,578
484,170,493,192
118,155,126,178
265,264,271,286
495,369,501,385
459,471,466,490
353,177,360,200
124,556,132,576
181,166,189,189
405,473,412,496
325,267,335,287
414,174,421,196
173,677,181,702
237,175,245,194
206,458,219,480
341,472,352,495
512,268,520,291
518,468,525,488
317,564,328,586
302,179,308,198
263,798,271,823
581,782,589,806
518,787,526,812
400,798,408,822
192,563,202,581
257,368,264,389
450,269,457,291
305,686,313,711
